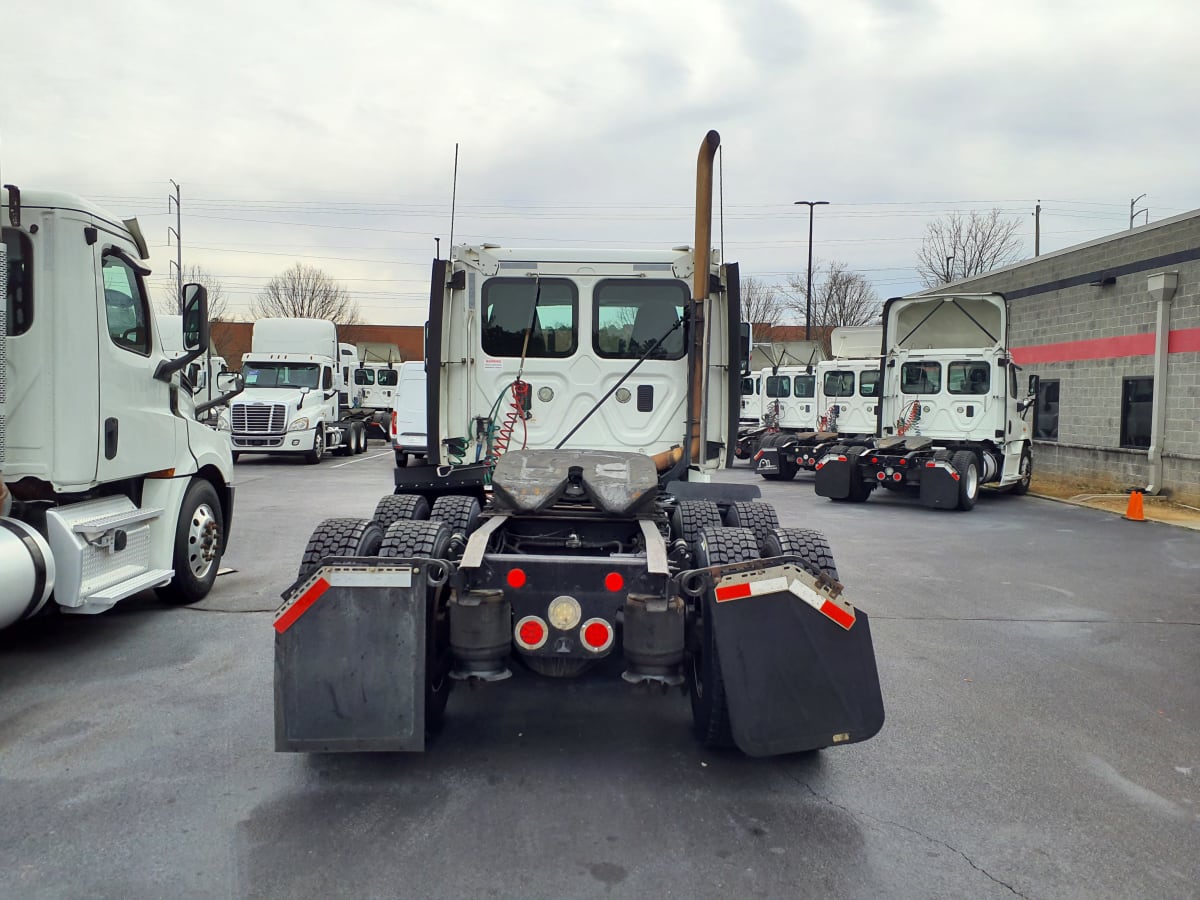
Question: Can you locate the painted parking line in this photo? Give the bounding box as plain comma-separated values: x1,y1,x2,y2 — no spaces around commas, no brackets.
330,450,394,469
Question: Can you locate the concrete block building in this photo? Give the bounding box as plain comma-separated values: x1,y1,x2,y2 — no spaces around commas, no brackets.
918,211,1200,505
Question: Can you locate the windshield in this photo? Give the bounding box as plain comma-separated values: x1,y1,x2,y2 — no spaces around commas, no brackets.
243,362,321,389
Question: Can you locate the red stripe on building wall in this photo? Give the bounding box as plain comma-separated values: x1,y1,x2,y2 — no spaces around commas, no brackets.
1011,328,1200,365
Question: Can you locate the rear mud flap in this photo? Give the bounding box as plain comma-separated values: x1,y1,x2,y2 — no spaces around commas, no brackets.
813,456,853,499
274,558,440,752
919,465,959,508
755,447,781,476
702,560,885,756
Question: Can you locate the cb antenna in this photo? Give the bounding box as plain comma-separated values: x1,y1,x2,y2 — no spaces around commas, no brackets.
447,143,459,259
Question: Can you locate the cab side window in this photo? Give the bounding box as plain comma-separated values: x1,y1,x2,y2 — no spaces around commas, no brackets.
102,252,151,355
3,227,34,336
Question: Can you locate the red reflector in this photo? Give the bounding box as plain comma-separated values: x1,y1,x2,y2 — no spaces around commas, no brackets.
754,451,763,461
274,577,330,634
715,582,753,602
581,620,613,651
604,572,624,592
893,472,902,481
390,410,397,437
507,568,527,588
951,473,960,481
815,462,824,470
926,461,936,468
820,599,856,630
871,457,878,464
899,459,906,466
836,455,847,462
518,619,549,648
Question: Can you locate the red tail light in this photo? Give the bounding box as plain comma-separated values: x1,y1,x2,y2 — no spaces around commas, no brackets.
506,568,527,588
390,410,397,438
515,616,548,650
876,471,886,481
580,618,614,653
604,572,624,592
892,472,903,482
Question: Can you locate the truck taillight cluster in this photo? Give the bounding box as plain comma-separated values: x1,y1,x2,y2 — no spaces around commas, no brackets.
512,614,614,654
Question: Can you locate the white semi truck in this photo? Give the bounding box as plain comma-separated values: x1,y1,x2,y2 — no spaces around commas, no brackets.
754,326,882,480
228,318,371,463
0,186,236,630
272,132,886,758
815,293,1036,509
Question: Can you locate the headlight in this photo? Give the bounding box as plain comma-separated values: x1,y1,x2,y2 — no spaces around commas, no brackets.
216,412,231,431
288,417,310,432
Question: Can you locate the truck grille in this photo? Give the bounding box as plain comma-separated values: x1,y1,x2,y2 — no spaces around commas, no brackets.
232,403,288,434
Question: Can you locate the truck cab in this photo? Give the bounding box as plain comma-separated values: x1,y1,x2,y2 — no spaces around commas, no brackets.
229,318,369,463
1,187,235,628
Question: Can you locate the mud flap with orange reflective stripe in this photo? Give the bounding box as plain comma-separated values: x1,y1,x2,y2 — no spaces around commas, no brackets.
705,560,885,756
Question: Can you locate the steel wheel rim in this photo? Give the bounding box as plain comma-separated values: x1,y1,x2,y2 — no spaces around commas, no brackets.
187,502,220,580
966,465,979,497
1020,455,1031,487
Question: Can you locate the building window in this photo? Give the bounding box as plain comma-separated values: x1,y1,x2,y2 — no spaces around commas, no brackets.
1120,377,1153,449
1035,379,1059,441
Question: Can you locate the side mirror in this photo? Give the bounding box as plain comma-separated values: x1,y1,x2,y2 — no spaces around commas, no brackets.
182,283,209,351
195,371,245,417
1027,374,1040,396
738,322,751,376
155,283,209,382
216,372,239,393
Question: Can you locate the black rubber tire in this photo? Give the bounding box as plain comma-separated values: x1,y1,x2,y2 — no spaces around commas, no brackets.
379,520,454,731
723,501,780,554
296,517,385,580
762,527,840,582
373,493,431,529
688,525,760,749
1011,447,1032,495
354,422,368,454
430,494,482,539
304,426,325,465
395,450,409,468
157,478,223,605
670,500,723,555
952,450,980,511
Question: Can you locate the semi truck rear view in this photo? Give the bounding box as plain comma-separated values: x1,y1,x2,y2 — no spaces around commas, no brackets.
273,132,886,757
815,293,1035,509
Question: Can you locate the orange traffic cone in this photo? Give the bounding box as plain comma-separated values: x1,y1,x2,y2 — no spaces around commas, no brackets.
1123,490,1146,522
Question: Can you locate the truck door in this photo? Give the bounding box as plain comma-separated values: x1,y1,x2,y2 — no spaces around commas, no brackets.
94,246,178,481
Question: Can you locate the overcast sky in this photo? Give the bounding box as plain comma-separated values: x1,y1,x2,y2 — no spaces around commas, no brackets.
9,0,1200,325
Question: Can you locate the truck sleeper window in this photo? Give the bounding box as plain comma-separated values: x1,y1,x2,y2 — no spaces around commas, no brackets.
859,370,879,397
354,368,375,385
823,371,855,398
3,227,33,336
481,278,577,358
593,279,687,360
947,361,990,394
765,375,791,397
900,361,941,394
793,374,816,398
376,369,399,386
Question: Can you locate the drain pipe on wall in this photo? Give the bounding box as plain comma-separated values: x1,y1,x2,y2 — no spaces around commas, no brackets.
1144,272,1178,495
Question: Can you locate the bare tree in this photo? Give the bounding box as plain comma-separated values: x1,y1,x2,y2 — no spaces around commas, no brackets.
786,262,881,327
251,263,361,324
916,208,1024,287
740,276,787,330
154,264,230,321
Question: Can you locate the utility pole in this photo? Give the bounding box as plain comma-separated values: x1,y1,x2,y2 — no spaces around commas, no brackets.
793,200,829,342
1130,193,1148,229
1034,200,1041,256
168,180,182,312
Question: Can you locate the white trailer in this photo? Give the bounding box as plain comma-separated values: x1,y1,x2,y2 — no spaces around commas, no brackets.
0,187,236,630
227,318,370,463
815,294,1036,509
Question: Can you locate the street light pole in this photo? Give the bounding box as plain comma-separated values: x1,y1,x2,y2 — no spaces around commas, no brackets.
794,200,829,342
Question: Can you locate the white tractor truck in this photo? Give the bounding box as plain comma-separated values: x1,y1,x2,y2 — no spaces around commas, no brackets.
755,326,882,480
227,318,372,463
815,293,1036,509
272,132,886,757
353,361,400,440
0,186,237,630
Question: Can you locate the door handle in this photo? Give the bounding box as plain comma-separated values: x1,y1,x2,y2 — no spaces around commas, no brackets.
104,417,119,459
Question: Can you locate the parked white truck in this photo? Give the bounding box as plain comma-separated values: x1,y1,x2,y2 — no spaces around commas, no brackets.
0,186,236,630
815,293,1036,509
755,326,882,480
228,318,370,463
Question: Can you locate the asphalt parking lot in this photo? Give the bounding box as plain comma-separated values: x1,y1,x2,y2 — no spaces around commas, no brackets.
2,448,1197,900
